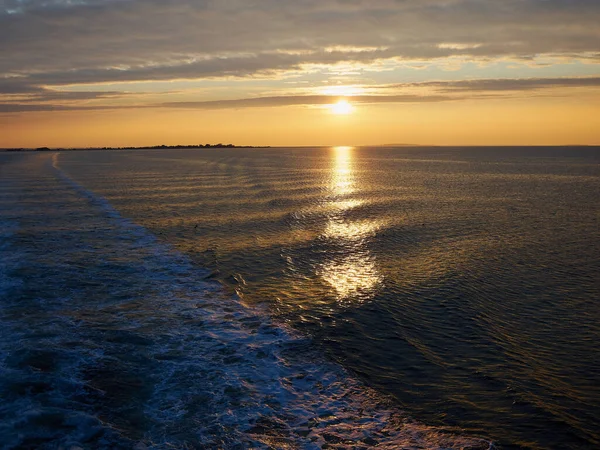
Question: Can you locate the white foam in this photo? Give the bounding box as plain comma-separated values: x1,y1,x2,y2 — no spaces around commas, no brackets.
0,175,24,302
0,153,493,449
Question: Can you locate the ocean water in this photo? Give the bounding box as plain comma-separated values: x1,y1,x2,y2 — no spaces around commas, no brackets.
1,147,598,449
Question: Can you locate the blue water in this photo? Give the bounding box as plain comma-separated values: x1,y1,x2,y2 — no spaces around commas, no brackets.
2,146,599,449
0,151,492,449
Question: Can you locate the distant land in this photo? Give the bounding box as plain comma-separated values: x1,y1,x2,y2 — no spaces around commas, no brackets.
2,144,597,152
379,143,425,147
1,143,270,152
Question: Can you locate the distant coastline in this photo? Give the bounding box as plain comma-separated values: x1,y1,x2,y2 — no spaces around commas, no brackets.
1,144,270,152
2,144,598,152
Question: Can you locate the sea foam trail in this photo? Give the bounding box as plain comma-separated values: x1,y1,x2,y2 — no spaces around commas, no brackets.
0,152,492,449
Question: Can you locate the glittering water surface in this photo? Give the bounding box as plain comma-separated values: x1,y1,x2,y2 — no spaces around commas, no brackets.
2,147,599,449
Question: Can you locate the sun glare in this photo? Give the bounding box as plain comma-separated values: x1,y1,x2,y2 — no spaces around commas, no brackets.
331,99,354,115
320,85,365,97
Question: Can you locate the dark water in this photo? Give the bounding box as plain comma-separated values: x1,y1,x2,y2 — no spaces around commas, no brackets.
2,147,599,449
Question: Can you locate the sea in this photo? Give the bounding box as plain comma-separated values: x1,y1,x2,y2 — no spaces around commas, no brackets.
0,146,598,449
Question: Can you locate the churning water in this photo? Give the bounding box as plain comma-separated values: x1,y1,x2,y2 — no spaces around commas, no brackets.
1,146,598,449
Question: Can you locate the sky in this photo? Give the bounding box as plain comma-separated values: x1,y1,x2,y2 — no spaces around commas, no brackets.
1,0,600,147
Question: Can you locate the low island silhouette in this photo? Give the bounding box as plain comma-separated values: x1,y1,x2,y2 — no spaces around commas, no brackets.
2,143,270,152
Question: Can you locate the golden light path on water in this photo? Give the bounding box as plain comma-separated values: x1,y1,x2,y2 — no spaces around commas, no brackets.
318,146,384,303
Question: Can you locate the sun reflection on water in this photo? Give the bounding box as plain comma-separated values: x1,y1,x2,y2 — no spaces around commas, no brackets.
323,218,381,240
319,146,383,303
331,146,354,195
319,253,381,301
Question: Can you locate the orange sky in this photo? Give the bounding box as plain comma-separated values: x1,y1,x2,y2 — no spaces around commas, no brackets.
2,1,600,147
3,94,600,148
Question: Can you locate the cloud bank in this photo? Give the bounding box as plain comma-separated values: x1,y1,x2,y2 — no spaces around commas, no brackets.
1,0,600,112
3,77,600,113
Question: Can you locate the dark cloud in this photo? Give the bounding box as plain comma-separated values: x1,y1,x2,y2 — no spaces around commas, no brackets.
5,49,403,89
151,77,600,109
0,79,43,94
394,76,600,92
4,76,599,113
160,93,455,109
0,78,133,104
0,103,130,112
0,93,453,113
1,0,599,78
1,1,599,114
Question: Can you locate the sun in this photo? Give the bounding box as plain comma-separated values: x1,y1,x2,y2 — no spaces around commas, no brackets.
330,99,354,115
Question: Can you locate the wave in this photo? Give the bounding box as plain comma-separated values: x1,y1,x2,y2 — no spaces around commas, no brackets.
0,152,492,449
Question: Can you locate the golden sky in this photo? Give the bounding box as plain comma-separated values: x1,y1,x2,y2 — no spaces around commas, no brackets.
1,1,600,147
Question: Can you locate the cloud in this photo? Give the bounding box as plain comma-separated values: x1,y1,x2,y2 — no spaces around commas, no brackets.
0,103,130,112
160,93,455,110
0,93,454,113
0,77,135,107
1,0,599,79
4,76,600,113
393,76,600,92
149,76,600,109
1,1,599,114
0,78,43,94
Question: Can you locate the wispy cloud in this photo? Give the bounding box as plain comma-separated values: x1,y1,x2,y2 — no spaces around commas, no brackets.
2,0,600,76
390,76,600,92
1,1,599,115
4,76,600,113
160,94,456,110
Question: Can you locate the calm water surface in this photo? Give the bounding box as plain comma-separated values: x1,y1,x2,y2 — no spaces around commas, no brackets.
2,146,599,449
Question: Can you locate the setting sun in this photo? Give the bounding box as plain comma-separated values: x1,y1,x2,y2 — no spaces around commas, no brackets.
1,1,600,449
330,99,354,115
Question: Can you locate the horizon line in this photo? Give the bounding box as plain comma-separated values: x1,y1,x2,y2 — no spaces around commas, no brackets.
2,144,600,151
